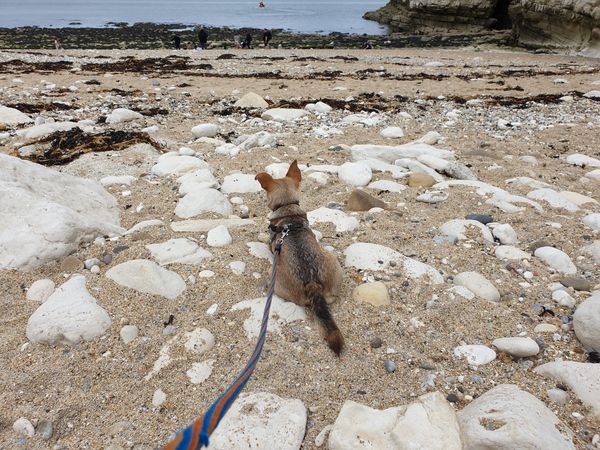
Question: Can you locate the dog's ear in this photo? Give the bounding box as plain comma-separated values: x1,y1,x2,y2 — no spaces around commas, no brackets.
286,160,301,186
255,172,276,192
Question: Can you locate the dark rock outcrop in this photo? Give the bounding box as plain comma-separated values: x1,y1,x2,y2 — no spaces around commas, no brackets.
365,0,600,55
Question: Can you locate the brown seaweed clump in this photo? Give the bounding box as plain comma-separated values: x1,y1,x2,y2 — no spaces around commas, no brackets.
13,127,161,165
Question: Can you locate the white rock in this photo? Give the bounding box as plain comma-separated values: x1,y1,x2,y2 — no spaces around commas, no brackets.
151,153,210,177
191,123,219,138
582,241,600,263
184,327,215,355
236,131,277,151
307,172,329,185
221,173,262,194
417,154,450,171
344,243,443,284
146,238,212,265
234,92,269,109
171,218,253,233
209,393,306,450
100,175,136,186
584,90,600,99
439,219,494,242
395,158,444,182
535,361,600,418
527,189,579,212
341,113,381,126
178,169,218,195
199,270,215,278
535,247,577,274
175,189,233,218
231,295,306,339
453,272,500,302
26,279,55,303
583,213,600,232
573,292,600,352
247,242,273,262
585,169,600,181
305,101,332,114
229,260,246,275
262,108,307,122
0,154,123,271
337,162,372,187
492,337,540,357
16,121,78,140
12,417,35,438
491,224,518,245
0,105,33,126
351,142,454,163
380,126,405,139
207,225,232,247
458,384,575,450
124,219,165,235
187,360,214,384
26,275,111,344
152,389,166,407
547,388,569,406
106,260,186,299
105,108,143,124
552,289,576,308
416,190,449,203
328,392,462,450
495,246,531,261
120,325,139,344
453,345,496,366
566,153,600,167
368,180,406,192
560,191,598,206
448,286,476,300
308,208,359,233
215,143,240,157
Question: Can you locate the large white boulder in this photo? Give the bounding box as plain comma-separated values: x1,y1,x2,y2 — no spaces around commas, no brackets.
151,153,210,177
573,292,600,353
105,108,143,124
26,275,111,345
583,213,600,232
308,208,359,233
105,259,186,300
191,123,219,138
492,337,540,358
0,105,33,126
337,162,372,187
209,392,306,450
458,384,575,450
0,154,123,271
535,361,600,418
221,173,262,194
328,392,462,450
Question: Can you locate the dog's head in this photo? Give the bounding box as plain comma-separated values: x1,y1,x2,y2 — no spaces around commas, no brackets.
255,160,301,211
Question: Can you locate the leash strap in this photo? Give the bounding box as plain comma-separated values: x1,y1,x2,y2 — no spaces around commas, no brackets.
162,237,285,450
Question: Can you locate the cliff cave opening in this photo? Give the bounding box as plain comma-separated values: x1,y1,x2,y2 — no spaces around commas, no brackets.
491,0,512,29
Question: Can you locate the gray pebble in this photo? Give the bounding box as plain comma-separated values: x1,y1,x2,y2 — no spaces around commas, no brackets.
113,245,129,254
472,375,484,384
370,337,383,349
84,258,101,270
36,420,53,441
465,213,493,225
326,202,344,210
163,325,176,336
384,360,396,373
103,254,113,265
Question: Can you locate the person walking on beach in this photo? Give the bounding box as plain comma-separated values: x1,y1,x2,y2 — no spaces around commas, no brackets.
172,35,181,50
241,33,253,49
198,28,208,49
262,29,272,47
54,38,63,50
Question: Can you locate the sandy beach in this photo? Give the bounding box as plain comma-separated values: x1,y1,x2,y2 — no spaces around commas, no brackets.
1,47,600,449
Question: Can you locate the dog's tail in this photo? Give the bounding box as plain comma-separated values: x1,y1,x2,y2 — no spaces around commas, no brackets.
305,282,344,356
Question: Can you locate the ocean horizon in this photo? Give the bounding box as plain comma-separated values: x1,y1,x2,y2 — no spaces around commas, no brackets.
1,0,390,35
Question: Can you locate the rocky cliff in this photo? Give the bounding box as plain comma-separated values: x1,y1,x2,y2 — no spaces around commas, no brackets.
365,0,600,55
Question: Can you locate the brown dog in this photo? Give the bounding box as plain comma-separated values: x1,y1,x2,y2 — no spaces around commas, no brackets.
255,161,344,355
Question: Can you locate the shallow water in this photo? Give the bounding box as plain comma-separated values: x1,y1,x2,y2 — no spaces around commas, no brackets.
2,0,389,35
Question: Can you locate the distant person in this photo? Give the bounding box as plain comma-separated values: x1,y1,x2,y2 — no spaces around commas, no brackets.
172,35,181,50
54,38,63,50
259,1,266,8
262,29,272,47
198,28,208,49
362,40,373,50
241,33,253,49
234,34,242,48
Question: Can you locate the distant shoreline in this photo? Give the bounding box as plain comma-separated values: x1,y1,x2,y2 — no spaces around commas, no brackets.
0,22,512,50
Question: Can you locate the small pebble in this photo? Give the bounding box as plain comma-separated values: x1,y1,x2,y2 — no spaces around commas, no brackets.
152,389,167,407
370,337,383,349
36,420,53,441
163,325,176,336
446,393,460,403
384,360,396,373
13,417,34,438
113,245,129,254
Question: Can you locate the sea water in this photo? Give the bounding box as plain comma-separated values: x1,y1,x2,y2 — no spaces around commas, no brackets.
1,0,389,35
